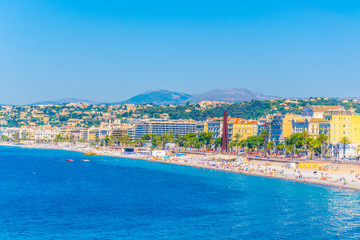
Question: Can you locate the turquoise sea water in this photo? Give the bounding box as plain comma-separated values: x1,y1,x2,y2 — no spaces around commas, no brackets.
0,146,360,239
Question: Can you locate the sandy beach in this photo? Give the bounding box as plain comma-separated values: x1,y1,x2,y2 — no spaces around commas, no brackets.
2,141,360,191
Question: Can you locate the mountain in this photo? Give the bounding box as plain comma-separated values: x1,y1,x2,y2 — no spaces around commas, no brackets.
188,88,279,103
29,98,101,106
334,97,360,101
118,89,191,105
21,88,280,106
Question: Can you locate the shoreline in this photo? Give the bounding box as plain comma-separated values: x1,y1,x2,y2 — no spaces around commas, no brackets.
1,142,360,191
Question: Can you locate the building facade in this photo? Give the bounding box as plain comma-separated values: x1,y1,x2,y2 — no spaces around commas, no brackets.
230,119,258,142
133,119,197,140
319,109,360,158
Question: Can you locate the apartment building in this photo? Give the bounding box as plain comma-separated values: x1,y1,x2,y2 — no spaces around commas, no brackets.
133,119,197,140
230,119,258,141
207,118,258,141
319,109,360,158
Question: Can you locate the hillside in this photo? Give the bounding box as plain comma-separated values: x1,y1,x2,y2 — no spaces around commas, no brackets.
119,88,280,105
188,88,279,103
29,98,101,106
119,89,191,105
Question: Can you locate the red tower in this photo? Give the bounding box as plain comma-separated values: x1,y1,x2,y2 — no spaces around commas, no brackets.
221,111,229,152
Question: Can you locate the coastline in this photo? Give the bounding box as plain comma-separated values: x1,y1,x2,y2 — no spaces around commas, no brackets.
1,142,360,191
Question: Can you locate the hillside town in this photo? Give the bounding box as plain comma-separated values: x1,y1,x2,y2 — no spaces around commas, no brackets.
1,98,360,160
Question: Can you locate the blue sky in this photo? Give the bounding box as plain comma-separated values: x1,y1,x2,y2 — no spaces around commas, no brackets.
1,0,360,104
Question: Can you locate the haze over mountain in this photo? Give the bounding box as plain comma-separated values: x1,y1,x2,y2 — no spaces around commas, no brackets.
117,88,279,105
188,88,279,103
29,98,101,106
8,88,281,106
117,89,191,105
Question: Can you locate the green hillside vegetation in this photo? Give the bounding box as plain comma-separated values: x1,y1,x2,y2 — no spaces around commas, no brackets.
125,98,360,121
2,98,360,128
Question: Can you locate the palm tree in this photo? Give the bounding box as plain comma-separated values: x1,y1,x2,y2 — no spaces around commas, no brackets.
136,139,144,147
318,133,328,158
318,133,328,144
277,142,284,153
94,136,100,146
155,139,163,149
234,133,241,143
339,137,351,159
120,135,131,147
266,142,275,155
285,144,293,156
260,130,269,153
109,135,116,147
307,138,321,160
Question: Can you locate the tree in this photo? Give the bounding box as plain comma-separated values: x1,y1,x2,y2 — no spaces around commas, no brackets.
259,130,269,151
21,132,29,140
339,137,351,159
277,142,284,151
318,133,329,158
233,133,241,143
1,135,9,142
94,136,100,146
155,139,163,149
266,142,275,155
246,136,264,150
285,144,294,155
198,132,213,149
120,135,132,147
54,134,64,142
306,137,321,159
104,135,113,147
318,133,328,144
135,139,144,147
214,137,222,148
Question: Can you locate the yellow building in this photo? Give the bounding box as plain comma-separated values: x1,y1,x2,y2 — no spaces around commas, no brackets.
230,119,258,141
204,123,208,133
319,110,360,144
88,127,100,141
292,118,322,138
292,105,343,139
283,114,301,138
308,118,322,138
319,109,360,158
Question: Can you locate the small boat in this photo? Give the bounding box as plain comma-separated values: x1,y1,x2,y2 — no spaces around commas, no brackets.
81,159,90,162
66,159,74,162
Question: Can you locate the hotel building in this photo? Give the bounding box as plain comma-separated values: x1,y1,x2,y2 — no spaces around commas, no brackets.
319,109,360,158
133,119,197,140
